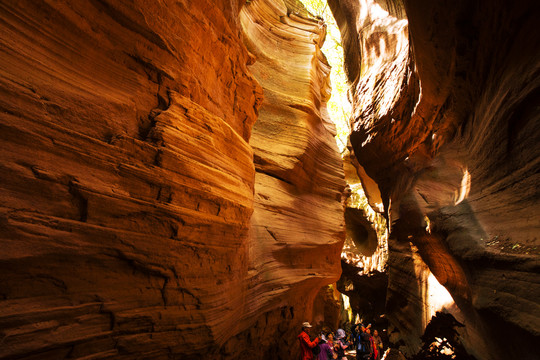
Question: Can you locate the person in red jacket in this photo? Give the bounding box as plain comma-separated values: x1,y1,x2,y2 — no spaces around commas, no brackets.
298,321,320,360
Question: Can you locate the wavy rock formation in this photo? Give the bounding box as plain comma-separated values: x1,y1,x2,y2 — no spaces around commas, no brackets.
237,1,346,357
329,0,540,359
0,0,344,359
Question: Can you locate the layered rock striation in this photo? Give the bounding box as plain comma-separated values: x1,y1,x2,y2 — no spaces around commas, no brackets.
0,1,261,358
0,0,344,359
236,1,346,357
330,0,540,359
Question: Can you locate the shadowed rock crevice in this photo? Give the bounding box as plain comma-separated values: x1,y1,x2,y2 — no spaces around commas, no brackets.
344,207,378,256
337,260,388,323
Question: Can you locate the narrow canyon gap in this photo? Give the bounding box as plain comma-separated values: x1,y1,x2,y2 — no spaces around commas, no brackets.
0,1,538,360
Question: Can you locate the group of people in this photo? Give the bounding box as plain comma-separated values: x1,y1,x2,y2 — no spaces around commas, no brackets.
298,322,384,360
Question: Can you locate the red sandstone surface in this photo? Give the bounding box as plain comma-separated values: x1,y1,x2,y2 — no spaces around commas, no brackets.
0,0,344,358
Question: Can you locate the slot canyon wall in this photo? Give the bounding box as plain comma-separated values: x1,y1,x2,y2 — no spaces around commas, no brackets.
329,0,540,359
0,1,345,359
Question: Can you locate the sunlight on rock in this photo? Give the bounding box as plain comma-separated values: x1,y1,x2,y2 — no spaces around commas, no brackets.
409,243,456,330
298,0,352,153
341,293,353,322
455,168,471,205
353,0,409,132
424,215,432,233
432,337,456,356
426,272,455,321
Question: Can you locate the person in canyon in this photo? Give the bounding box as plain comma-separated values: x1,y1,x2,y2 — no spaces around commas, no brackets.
334,328,350,360
365,327,377,360
372,329,383,360
326,332,335,348
317,334,337,360
298,322,320,360
355,324,373,360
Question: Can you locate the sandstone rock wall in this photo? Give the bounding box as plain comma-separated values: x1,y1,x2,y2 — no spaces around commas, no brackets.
0,0,344,359
329,0,540,359
237,1,346,357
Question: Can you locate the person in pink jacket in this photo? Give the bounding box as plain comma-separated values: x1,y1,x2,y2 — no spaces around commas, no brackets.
318,334,337,360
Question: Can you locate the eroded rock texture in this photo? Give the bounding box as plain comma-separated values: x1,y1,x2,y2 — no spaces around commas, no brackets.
0,0,344,359
237,0,346,357
330,0,540,359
